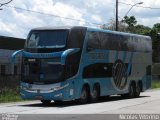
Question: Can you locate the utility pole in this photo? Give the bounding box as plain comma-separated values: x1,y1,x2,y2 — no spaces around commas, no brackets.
116,0,118,31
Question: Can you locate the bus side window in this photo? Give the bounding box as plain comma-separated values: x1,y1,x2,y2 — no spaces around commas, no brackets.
100,33,120,51
145,38,152,52
120,35,128,51
117,35,123,51
87,32,100,51
127,36,134,52
99,32,110,50
67,29,85,49
109,34,118,50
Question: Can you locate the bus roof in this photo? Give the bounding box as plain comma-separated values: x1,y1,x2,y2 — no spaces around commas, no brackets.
31,26,151,39
87,27,151,39
32,26,86,31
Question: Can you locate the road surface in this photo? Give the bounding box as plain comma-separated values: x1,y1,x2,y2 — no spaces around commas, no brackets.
0,89,160,120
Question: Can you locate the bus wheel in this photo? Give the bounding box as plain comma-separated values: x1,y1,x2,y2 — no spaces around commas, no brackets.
135,83,141,98
128,83,136,98
41,100,51,105
79,86,89,104
90,85,100,102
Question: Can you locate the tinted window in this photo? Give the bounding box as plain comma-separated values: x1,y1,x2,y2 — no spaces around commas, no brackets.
67,28,86,48
127,37,152,52
99,32,109,49
119,35,129,51
87,32,101,50
27,30,68,48
86,31,151,52
83,63,113,78
99,33,129,51
110,34,118,50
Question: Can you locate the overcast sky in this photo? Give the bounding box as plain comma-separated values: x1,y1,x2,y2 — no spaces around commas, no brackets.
0,0,160,38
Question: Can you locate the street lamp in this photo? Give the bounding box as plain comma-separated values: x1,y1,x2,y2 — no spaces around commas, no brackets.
115,1,143,31
125,2,143,17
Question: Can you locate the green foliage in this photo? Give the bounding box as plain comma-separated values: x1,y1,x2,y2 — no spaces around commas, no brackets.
0,88,23,103
150,23,160,62
122,16,137,27
152,81,160,89
134,25,151,35
121,16,137,32
153,23,160,31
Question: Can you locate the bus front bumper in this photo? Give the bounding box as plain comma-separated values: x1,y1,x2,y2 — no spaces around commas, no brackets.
20,82,72,101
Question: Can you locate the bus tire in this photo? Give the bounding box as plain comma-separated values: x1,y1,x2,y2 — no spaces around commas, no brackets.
79,86,89,104
121,83,135,98
90,85,100,103
135,83,141,98
41,100,51,105
128,82,136,98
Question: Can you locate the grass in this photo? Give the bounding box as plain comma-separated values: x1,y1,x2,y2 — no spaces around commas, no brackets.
152,80,160,89
0,88,23,103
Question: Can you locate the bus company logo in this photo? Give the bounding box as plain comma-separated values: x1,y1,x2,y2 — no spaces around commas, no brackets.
112,60,128,90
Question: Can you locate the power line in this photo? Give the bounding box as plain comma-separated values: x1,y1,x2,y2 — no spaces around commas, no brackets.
2,2,159,27
0,0,13,7
3,5,103,26
119,2,160,10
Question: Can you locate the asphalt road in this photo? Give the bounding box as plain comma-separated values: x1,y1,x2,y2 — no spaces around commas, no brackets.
0,89,160,120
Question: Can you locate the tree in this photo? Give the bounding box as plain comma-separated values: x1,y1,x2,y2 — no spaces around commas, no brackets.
122,16,137,27
121,16,137,32
101,16,138,33
101,18,128,32
134,25,151,35
150,23,160,62
152,23,160,32
0,0,13,10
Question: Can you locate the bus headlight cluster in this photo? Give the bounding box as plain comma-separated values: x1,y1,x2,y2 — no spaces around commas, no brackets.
53,83,69,91
20,85,27,90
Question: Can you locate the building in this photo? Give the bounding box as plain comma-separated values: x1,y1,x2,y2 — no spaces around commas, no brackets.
0,35,25,76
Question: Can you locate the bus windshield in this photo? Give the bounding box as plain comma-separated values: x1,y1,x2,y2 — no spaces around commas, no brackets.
26,30,69,48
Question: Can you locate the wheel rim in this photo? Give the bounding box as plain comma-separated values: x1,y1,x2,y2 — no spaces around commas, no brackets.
81,89,87,100
136,85,140,97
92,88,98,99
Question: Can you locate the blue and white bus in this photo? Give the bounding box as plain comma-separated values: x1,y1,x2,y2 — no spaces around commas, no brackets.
12,26,152,104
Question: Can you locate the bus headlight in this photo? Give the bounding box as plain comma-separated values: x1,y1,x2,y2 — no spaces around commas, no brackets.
54,93,63,97
54,83,69,91
20,85,27,90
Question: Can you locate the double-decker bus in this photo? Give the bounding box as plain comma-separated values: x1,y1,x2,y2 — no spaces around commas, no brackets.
12,26,152,104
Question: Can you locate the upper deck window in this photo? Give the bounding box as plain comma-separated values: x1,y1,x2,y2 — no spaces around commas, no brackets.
26,30,69,48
